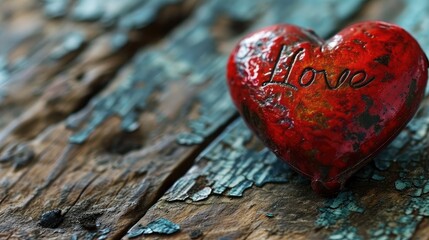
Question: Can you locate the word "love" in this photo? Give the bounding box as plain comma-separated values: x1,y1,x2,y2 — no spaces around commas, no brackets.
262,46,375,90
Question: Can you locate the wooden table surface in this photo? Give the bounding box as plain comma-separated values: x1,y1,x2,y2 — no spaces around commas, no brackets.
0,0,429,239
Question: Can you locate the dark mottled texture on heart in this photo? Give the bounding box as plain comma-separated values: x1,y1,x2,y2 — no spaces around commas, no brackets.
226,21,428,195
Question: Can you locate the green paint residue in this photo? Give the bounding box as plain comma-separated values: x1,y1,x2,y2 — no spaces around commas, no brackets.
368,218,419,240
167,120,293,202
329,226,363,240
395,180,410,191
127,218,180,238
316,191,364,228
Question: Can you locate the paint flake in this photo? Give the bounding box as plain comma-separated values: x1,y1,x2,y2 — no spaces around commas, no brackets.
127,218,180,238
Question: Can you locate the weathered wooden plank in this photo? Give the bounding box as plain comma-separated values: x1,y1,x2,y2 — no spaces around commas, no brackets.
0,0,302,239
0,0,196,146
0,0,204,239
0,0,97,130
2,0,428,239
128,0,429,239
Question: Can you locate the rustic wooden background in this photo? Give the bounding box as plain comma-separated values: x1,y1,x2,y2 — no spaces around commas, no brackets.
0,0,428,239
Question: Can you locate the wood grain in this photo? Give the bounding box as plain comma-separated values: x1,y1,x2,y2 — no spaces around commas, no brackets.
1,0,429,239
129,0,429,239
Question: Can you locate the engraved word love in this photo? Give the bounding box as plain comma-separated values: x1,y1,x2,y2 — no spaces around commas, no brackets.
262,46,375,90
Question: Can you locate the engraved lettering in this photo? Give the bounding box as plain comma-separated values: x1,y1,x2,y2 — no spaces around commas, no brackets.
262,47,305,90
324,69,350,90
299,67,318,87
263,45,375,90
349,70,375,88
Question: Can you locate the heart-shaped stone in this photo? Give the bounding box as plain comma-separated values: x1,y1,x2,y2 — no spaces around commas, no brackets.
226,21,428,195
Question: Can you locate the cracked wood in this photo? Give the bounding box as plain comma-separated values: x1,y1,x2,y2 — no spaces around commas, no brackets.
1,0,429,240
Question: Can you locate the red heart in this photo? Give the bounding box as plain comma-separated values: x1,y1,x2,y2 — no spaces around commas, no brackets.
226,21,428,195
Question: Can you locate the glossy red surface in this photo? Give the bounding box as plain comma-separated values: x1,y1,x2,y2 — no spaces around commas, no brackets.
226,21,428,195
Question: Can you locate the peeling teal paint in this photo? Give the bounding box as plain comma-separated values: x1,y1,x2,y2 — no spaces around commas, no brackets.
81,227,111,240
395,180,409,191
329,226,362,240
322,105,429,239
127,218,180,238
44,0,69,18
168,120,293,201
371,172,385,181
318,6,429,233
50,32,86,60
316,191,364,228
67,51,165,144
50,0,182,29
68,0,245,144
368,216,420,240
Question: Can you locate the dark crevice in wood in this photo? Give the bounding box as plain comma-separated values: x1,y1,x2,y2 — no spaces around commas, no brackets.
63,173,100,216
103,131,145,155
113,112,239,239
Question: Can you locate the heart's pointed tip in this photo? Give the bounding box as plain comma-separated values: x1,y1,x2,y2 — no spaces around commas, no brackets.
311,178,343,197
